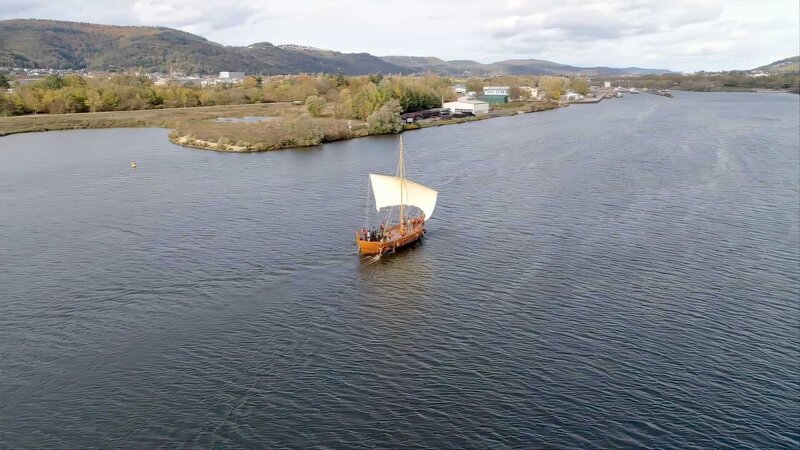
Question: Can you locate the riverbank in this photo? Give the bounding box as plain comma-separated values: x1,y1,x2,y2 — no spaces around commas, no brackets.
0,103,295,136
405,101,561,130
0,100,561,152
0,102,370,151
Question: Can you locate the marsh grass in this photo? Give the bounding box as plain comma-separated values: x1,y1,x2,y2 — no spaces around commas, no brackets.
0,102,370,152
0,103,293,136
171,116,369,152
0,100,557,152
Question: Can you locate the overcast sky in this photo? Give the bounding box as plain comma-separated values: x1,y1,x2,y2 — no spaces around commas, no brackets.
2,0,798,72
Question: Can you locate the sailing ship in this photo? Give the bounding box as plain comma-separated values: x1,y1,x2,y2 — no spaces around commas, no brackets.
356,136,438,255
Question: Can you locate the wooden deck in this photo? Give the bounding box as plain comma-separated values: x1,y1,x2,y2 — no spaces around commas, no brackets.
356,221,425,255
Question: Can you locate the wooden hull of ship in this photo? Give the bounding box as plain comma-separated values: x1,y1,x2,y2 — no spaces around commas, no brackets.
356,223,425,255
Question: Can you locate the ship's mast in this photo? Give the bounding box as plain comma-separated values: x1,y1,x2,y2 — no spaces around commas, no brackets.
398,136,405,233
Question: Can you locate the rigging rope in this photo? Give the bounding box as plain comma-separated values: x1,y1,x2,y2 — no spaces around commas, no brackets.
402,140,426,187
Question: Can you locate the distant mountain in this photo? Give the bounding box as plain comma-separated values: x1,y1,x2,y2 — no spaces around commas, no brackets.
752,56,800,73
380,56,673,76
379,56,457,74
0,19,407,75
0,19,672,76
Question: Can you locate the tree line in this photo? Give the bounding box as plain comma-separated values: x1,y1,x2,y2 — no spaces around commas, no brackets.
2,69,796,118
0,71,579,119
0,72,451,118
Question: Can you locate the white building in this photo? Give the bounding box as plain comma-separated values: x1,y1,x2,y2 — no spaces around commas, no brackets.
519,86,540,100
603,81,611,88
219,71,245,80
443,97,490,115
564,90,582,101
453,84,467,94
483,86,510,96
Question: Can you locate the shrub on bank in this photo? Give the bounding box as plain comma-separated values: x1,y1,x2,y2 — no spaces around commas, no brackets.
282,119,325,147
367,99,403,134
305,95,326,117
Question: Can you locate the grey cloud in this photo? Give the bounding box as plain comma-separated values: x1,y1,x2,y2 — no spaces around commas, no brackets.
490,0,725,46
1,0,143,24
0,0,41,16
130,0,266,34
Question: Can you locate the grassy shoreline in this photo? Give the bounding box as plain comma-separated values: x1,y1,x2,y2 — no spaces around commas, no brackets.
0,101,561,151
0,103,293,136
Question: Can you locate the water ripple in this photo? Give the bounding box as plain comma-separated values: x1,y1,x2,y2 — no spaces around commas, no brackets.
1,93,798,448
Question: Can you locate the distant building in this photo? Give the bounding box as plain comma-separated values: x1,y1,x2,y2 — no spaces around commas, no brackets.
519,86,540,100
443,97,489,115
219,71,245,80
478,94,508,104
483,86,510,95
603,81,611,88
161,76,201,86
401,108,450,123
564,90,582,101
479,85,510,104
453,84,467,94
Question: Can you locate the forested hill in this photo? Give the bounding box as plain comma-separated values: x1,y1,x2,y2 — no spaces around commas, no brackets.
379,56,672,76
0,19,407,75
0,19,673,76
753,56,800,73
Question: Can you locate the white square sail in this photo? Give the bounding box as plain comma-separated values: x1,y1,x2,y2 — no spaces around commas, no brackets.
369,174,438,221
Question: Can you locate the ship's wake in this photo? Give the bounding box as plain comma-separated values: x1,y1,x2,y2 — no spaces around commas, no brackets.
364,254,382,264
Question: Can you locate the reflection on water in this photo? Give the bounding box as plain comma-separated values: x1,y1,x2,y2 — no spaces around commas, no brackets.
215,115,277,123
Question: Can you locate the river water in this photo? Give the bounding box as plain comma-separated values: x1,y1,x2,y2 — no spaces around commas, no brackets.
1,92,798,448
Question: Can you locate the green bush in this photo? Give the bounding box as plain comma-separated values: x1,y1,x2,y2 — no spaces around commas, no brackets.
287,120,325,146
305,95,325,117
367,99,403,134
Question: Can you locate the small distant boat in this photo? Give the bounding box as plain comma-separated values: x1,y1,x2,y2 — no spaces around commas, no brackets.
356,136,438,255
131,161,137,168
629,88,640,94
